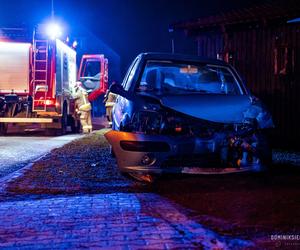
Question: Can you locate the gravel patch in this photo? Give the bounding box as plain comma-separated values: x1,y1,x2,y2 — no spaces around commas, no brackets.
1,130,148,199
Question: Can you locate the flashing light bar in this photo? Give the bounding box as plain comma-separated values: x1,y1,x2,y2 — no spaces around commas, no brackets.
46,22,62,40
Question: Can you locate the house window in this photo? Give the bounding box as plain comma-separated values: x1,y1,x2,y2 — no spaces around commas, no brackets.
274,46,295,75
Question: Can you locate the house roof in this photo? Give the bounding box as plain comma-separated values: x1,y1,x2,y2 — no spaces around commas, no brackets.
172,1,300,31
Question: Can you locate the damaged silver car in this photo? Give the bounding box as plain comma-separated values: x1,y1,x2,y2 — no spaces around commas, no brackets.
105,53,274,181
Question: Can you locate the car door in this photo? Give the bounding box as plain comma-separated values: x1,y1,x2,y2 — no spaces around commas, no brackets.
113,57,141,130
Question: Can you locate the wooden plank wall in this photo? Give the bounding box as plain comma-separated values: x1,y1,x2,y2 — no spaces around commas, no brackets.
196,24,300,148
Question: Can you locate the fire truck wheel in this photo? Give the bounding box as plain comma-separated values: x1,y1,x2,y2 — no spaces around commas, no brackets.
0,123,8,135
69,115,80,133
45,128,56,136
60,104,68,135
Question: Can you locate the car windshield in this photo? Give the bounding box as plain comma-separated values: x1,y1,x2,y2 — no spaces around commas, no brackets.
138,60,242,95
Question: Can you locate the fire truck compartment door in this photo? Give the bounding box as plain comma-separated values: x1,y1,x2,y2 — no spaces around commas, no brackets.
0,42,31,93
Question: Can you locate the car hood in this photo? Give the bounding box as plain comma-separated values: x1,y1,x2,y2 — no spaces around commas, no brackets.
159,94,252,123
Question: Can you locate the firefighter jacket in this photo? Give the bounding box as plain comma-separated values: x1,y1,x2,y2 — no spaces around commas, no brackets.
74,86,92,112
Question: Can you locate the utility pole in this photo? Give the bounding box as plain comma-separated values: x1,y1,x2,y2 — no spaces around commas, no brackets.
171,38,175,54
168,27,175,54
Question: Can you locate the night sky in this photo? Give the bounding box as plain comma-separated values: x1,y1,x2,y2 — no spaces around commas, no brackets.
0,0,268,72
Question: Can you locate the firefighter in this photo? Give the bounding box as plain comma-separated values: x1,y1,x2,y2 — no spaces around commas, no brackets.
74,83,92,133
104,89,117,127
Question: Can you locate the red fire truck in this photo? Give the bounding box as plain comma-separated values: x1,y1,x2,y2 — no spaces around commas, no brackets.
0,27,108,134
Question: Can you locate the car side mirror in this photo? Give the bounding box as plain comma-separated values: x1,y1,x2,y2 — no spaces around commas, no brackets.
109,82,133,100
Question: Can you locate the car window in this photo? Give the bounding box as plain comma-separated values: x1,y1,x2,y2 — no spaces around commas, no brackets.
123,57,140,91
138,60,243,95
122,59,136,88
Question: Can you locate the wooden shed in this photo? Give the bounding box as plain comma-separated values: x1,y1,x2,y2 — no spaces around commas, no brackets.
172,2,300,148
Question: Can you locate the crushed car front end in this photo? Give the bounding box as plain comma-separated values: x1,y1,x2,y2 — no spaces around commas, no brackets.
105,53,274,176
105,101,273,175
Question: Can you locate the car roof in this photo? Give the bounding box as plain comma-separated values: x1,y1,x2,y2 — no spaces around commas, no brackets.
138,52,229,66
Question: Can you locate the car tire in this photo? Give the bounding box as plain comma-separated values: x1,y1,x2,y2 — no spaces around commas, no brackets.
255,132,272,171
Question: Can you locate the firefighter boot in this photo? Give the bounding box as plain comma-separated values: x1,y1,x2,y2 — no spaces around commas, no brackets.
80,112,90,134
80,111,93,133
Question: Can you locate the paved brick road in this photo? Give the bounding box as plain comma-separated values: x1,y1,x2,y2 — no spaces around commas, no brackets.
0,131,253,249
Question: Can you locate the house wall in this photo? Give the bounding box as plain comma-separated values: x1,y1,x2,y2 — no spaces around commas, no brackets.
196,22,300,148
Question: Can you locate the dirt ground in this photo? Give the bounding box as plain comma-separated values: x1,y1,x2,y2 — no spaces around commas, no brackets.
3,130,300,249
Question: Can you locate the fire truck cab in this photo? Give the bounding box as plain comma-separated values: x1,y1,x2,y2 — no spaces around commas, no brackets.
78,54,108,102
0,27,79,134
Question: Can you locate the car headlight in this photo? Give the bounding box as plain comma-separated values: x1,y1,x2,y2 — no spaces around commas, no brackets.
131,110,163,134
256,111,274,129
234,118,257,137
